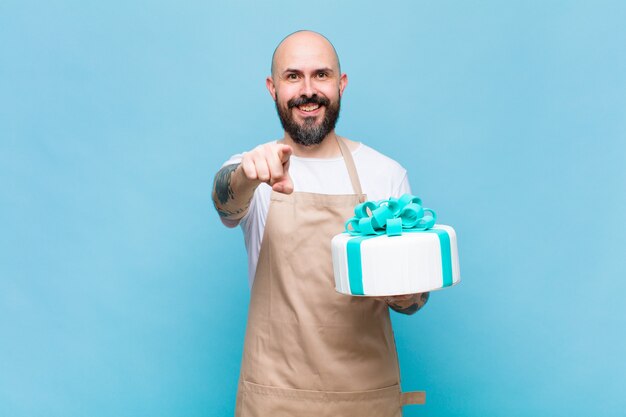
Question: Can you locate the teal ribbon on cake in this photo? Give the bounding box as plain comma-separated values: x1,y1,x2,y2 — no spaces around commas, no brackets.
344,194,453,295
344,194,436,237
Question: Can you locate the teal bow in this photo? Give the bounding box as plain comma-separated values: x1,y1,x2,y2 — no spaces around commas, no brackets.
344,194,436,237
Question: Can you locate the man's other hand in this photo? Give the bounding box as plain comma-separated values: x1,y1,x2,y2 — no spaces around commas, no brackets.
377,292,430,315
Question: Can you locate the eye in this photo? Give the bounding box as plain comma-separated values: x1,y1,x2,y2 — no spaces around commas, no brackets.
317,71,328,79
287,73,299,80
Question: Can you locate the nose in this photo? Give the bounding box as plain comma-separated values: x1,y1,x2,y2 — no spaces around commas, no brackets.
301,76,316,97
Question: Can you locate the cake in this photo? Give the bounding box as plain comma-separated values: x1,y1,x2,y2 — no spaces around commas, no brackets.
331,195,461,296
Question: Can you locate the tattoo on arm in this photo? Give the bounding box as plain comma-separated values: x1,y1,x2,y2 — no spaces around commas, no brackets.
213,163,252,219
214,164,238,205
388,292,430,315
216,207,247,218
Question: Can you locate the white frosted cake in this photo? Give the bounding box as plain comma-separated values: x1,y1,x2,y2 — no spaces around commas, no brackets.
331,224,461,296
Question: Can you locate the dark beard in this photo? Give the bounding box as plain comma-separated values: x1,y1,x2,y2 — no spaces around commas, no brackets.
275,93,341,146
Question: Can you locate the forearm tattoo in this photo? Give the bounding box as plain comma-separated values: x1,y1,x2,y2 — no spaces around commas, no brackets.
213,163,249,218
215,206,248,218
214,164,238,205
388,292,430,315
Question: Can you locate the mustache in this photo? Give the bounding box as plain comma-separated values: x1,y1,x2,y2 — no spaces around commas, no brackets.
287,95,330,109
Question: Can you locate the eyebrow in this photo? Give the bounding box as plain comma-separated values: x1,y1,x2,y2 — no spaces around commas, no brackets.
282,67,336,76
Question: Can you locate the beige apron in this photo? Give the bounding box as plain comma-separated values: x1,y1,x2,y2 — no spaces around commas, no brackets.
235,138,425,417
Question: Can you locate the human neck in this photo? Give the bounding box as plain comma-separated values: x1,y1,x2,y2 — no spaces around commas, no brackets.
281,132,341,158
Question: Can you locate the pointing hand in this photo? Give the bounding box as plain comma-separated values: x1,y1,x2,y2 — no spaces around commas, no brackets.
240,143,294,194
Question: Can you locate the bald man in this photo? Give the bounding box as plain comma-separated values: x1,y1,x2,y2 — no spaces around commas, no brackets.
212,31,427,416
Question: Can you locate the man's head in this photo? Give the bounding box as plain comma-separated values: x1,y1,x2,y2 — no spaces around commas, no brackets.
266,31,348,146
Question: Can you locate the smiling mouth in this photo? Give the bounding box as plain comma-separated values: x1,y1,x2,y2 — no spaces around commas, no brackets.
297,103,321,112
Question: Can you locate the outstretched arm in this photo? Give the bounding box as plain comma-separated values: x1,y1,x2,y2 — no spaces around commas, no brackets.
212,143,294,223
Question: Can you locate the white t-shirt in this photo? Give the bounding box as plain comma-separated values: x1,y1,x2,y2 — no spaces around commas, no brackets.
221,141,412,287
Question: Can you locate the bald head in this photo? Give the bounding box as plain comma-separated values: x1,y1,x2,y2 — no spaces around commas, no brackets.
265,30,348,148
270,30,341,78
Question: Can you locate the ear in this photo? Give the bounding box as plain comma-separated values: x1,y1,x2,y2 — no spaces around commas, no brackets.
339,73,348,97
266,76,277,101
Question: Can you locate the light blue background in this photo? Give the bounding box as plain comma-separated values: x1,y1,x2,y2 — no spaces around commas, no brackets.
2,1,625,416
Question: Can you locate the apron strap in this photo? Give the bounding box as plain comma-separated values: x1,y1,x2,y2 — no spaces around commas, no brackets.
401,391,426,405
336,136,365,201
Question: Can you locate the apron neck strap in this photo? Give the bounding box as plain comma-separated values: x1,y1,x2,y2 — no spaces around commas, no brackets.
336,136,365,201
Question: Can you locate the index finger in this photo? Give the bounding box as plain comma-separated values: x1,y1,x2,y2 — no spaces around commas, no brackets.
277,144,292,164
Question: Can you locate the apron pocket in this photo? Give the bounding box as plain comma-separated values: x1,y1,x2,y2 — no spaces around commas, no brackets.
238,380,402,417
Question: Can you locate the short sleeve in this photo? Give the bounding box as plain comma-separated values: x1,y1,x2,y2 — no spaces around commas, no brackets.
394,172,412,196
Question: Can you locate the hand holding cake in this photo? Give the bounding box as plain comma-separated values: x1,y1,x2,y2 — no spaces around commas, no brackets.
379,293,431,315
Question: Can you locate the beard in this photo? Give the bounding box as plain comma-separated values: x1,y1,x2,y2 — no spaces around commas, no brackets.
275,93,341,146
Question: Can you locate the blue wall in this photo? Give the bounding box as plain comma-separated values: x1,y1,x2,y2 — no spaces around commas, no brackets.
2,1,625,416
